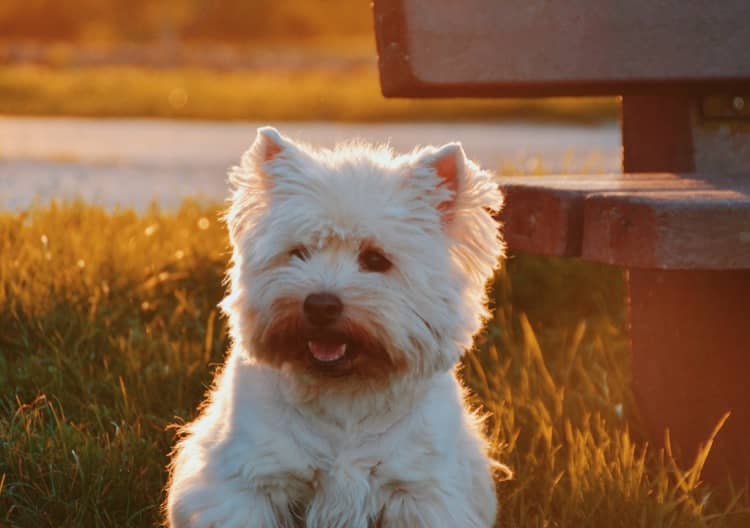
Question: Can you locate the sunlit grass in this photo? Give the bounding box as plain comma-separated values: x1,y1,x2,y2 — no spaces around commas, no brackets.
0,64,617,123
1,202,748,527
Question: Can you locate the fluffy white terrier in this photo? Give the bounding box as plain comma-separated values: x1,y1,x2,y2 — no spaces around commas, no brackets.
166,127,505,528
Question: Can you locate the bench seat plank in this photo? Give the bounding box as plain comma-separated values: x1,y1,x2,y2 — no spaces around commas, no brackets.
374,0,750,96
497,173,750,269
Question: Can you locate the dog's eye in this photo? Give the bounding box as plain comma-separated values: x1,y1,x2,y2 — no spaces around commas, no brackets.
359,249,392,272
289,247,309,262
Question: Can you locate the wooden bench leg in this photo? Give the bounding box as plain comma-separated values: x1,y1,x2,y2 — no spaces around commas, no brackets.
628,268,750,483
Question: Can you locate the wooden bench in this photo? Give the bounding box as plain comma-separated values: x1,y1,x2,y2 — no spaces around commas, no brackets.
373,0,750,483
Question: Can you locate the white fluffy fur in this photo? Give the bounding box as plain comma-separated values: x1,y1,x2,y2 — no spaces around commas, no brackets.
166,127,505,528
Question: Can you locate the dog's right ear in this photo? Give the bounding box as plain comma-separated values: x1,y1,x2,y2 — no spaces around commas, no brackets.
252,126,291,162
227,127,305,241
232,126,305,192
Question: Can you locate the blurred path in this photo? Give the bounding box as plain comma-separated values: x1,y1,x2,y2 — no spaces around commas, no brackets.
0,116,620,210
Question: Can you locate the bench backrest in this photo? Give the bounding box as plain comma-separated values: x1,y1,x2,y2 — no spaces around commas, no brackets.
374,0,750,97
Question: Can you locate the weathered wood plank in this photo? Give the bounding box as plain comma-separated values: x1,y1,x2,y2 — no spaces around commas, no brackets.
497,174,750,269
374,0,750,97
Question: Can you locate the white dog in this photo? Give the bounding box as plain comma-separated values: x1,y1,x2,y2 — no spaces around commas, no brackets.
166,127,505,528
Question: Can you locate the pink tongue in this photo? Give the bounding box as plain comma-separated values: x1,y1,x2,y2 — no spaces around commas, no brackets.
308,341,347,362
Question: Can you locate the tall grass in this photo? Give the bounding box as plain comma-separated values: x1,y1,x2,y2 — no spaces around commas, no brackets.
1,202,748,527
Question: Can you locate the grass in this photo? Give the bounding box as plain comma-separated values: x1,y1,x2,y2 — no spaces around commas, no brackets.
1,201,748,527
0,64,618,123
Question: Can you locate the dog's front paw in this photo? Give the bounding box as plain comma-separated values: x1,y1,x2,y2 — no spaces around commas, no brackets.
379,489,438,528
379,487,490,528
168,481,299,528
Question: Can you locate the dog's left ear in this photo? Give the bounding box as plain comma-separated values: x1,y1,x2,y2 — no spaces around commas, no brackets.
412,142,466,223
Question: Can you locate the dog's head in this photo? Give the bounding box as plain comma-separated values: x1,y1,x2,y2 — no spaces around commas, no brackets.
222,127,503,390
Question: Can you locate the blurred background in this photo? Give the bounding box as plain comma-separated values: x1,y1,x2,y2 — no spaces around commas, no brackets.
0,0,621,210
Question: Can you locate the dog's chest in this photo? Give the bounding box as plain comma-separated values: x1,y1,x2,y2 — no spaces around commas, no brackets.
281,424,417,513
295,412,412,479
269,388,440,522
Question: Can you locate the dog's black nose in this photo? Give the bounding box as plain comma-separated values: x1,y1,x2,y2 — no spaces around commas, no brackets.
303,293,343,326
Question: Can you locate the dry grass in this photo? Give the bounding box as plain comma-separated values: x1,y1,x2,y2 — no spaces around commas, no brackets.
1,202,748,527
0,64,617,123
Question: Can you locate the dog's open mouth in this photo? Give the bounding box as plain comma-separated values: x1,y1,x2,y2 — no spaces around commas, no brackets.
305,333,355,374
262,322,398,380
308,340,347,363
